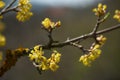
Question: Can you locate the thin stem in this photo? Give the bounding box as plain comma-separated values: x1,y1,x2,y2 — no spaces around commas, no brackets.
70,42,88,53
47,30,53,47
92,17,101,34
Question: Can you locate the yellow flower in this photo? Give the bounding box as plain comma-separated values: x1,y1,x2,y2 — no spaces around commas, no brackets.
93,3,107,17
48,50,61,71
19,0,30,5
113,10,120,22
29,45,44,61
28,46,61,72
42,18,52,29
49,61,59,71
39,61,49,71
96,35,107,45
42,18,61,31
29,45,49,71
52,50,61,63
16,0,33,22
79,44,102,67
0,1,5,8
0,34,6,46
79,54,91,66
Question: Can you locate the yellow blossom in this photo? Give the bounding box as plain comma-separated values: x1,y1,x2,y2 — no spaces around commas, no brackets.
28,46,61,71
93,3,107,17
113,10,120,22
47,50,61,71
49,61,59,71
28,45,49,71
29,45,44,61
51,50,61,63
79,40,103,67
42,18,61,31
0,1,5,8
79,35,106,66
39,61,49,71
42,18,51,29
96,35,107,45
79,48,101,67
16,0,33,22
19,0,30,5
0,34,6,46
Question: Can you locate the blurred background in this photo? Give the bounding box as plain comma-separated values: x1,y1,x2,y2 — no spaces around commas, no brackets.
0,0,120,80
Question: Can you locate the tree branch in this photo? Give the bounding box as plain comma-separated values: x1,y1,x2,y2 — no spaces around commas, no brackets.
5,0,17,10
0,6,18,15
0,0,18,15
0,48,27,77
0,22,120,77
47,24,120,48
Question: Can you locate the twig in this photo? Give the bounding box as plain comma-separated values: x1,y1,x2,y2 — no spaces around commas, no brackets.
70,42,88,53
0,6,18,15
5,0,17,10
47,30,53,47
0,0,18,15
92,17,101,34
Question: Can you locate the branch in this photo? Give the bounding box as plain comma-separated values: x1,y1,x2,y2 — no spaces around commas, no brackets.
0,0,18,15
0,24,120,77
0,6,18,15
92,17,101,34
0,48,28,77
5,0,17,10
47,24,120,48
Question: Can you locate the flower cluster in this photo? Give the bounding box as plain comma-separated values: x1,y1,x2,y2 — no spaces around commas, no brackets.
79,35,107,66
0,0,5,8
16,0,33,22
113,10,120,22
47,50,61,71
29,45,61,71
42,18,61,31
93,3,107,17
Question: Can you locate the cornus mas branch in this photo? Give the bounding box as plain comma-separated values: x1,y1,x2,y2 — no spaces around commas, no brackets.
47,24,120,48
0,23,120,77
0,2,120,77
